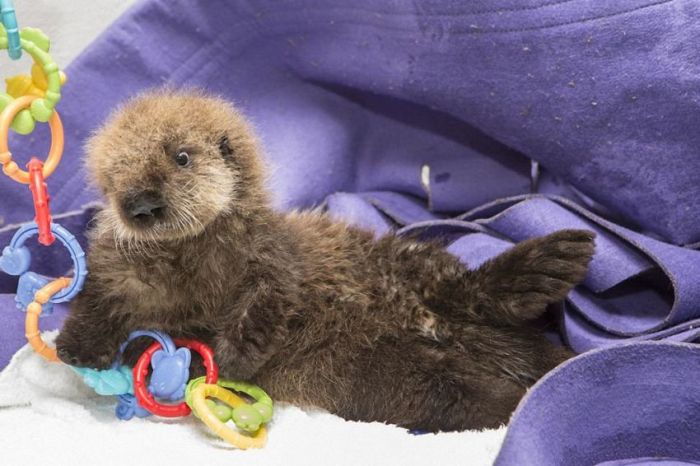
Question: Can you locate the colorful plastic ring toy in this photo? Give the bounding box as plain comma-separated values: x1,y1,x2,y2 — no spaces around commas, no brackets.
3,221,87,303
0,95,64,183
25,277,70,362
186,376,273,432
190,383,268,449
133,337,218,417
0,0,21,60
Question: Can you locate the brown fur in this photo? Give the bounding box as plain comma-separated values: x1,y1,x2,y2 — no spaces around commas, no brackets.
55,89,595,432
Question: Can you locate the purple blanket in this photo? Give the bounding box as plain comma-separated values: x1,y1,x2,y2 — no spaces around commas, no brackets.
1,0,699,463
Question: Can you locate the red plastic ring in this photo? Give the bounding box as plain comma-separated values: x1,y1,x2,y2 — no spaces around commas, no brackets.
133,338,218,417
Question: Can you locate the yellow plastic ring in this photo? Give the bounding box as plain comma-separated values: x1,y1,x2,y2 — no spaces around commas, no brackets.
0,95,64,183
191,383,268,449
25,277,70,362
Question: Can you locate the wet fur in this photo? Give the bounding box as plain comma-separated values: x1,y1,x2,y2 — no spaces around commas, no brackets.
55,89,595,432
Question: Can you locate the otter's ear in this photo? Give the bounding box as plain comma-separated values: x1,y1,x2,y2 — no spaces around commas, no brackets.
218,135,234,160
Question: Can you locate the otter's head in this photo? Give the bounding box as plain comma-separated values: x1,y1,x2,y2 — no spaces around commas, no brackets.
87,89,266,243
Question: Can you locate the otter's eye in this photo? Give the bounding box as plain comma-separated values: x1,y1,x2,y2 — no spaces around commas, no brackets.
175,151,190,167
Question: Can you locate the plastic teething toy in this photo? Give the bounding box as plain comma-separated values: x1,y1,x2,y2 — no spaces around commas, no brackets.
132,332,218,417
188,380,270,449
0,9,273,449
186,376,273,431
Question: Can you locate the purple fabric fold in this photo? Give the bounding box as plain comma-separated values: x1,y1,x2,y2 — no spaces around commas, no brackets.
1,0,699,460
494,342,700,466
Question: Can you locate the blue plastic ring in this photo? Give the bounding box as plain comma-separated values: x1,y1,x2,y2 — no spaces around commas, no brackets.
9,222,87,302
119,330,177,357
0,0,21,60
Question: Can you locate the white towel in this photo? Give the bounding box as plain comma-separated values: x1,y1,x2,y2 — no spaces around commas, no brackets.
0,332,505,466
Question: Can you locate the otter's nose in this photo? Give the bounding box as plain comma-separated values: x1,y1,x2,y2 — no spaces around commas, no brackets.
123,191,167,224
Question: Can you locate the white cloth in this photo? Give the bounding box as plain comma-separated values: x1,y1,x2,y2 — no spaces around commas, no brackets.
0,332,505,466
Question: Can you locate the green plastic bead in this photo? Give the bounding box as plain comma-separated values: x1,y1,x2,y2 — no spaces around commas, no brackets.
30,99,52,122
232,405,263,432
252,402,273,423
20,27,50,52
0,93,12,108
206,399,233,423
10,109,35,135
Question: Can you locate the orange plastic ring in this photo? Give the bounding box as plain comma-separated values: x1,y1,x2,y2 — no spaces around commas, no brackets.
0,95,64,184
24,277,71,362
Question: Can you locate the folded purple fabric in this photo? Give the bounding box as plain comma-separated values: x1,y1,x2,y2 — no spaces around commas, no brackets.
494,342,700,465
597,460,700,466
1,0,699,461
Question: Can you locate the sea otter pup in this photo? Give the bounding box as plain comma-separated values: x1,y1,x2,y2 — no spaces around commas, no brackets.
55,89,594,432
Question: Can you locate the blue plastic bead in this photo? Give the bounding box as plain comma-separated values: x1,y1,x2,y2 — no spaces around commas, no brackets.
0,244,30,275
149,347,190,401
6,222,88,303
121,330,178,355
0,0,22,60
16,271,52,314
72,365,133,396
121,330,190,402
116,394,151,421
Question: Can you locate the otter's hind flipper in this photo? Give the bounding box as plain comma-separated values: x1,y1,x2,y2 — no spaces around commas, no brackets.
469,229,595,325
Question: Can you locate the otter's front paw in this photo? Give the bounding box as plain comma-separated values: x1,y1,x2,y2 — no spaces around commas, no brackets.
55,331,119,369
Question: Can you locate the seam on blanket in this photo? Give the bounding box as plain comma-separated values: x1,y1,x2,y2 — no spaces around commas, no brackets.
283,0,672,35
289,0,674,42
453,0,674,34
324,0,579,18
304,0,577,20
447,0,577,16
